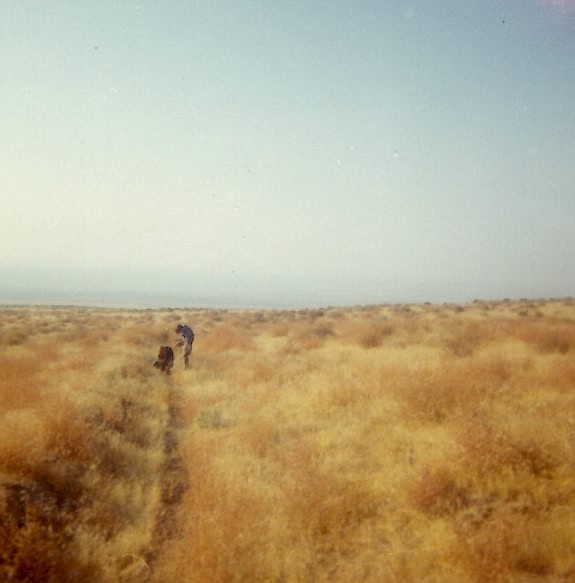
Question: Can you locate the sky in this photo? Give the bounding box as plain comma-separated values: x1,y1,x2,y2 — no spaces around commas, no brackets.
1,1,575,308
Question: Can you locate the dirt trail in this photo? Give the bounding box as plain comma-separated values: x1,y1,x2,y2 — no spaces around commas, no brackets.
116,375,191,582
144,378,190,572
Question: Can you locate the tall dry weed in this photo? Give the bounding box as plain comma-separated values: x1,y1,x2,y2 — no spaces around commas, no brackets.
0,356,43,410
440,319,492,357
202,322,253,352
335,317,394,348
2,300,575,581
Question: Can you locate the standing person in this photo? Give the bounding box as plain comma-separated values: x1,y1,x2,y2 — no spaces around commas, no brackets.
175,323,194,369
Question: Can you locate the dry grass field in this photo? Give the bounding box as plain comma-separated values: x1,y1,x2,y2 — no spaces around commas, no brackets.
1,298,575,582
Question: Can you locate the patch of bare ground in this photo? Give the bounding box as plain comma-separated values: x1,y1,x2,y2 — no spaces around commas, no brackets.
145,380,190,570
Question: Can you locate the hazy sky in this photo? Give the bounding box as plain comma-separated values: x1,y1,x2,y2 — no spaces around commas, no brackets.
2,1,575,307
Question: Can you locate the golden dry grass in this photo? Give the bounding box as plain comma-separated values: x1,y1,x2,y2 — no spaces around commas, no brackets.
1,299,575,582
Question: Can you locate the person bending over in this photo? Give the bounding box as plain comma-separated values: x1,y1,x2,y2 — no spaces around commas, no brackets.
175,323,194,369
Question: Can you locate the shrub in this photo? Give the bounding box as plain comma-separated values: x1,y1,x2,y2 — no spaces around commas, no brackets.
410,465,467,515
441,320,490,357
0,357,43,410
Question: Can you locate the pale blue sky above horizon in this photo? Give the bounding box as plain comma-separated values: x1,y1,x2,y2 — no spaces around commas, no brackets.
1,1,575,307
